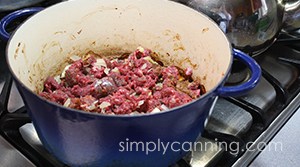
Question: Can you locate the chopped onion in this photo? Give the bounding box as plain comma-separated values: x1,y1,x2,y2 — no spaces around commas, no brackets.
107,112,115,115
160,104,169,111
111,67,120,73
104,68,110,75
138,100,144,106
54,75,61,84
86,101,98,111
155,83,163,88
151,107,161,113
110,58,118,63
143,56,158,65
137,46,145,53
60,64,71,78
69,55,81,62
129,111,142,115
94,58,107,68
63,98,71,107
99,101,111,109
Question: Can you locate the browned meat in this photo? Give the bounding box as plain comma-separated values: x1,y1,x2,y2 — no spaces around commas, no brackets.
40,47,205,115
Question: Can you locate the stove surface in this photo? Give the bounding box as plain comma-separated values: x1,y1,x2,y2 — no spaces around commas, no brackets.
0,1,300,167
250,106,300,167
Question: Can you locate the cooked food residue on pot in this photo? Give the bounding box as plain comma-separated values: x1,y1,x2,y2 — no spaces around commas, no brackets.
39,47,206,115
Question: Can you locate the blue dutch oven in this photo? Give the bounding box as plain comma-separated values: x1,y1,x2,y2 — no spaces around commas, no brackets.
0,0,261,166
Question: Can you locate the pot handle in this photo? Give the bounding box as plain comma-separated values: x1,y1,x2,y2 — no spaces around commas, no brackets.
0,7,43,41
217,49,261,97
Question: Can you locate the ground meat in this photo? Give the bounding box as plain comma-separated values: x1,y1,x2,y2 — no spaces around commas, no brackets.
40,47,206,115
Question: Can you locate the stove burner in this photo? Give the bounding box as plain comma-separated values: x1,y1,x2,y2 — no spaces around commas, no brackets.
226,60,250,86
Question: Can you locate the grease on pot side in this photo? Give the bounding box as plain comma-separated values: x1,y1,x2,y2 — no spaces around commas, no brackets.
39,47,206,115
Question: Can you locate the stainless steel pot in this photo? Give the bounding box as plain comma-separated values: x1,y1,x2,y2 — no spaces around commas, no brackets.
186,0,300,55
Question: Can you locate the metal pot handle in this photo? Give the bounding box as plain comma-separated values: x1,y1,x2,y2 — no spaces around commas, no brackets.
0,7,43,41
217,49,261,97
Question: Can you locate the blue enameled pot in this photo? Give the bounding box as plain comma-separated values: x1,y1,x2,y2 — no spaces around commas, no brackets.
1,0,261,166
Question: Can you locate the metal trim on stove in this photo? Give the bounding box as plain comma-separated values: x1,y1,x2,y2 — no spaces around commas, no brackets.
232,92,300,167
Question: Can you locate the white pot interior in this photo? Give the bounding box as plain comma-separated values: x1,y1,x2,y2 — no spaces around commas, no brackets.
7,0,232,94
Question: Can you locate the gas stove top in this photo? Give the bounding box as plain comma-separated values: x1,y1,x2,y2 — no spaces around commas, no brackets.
0,1,300,167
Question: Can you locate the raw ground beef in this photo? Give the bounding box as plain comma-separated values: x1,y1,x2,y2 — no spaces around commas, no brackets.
40,47,206,115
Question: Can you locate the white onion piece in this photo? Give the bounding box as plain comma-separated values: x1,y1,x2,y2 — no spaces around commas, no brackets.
94,58,107,68
111,67,120,73
69,55,81,62
160,104,169,111
54,75,61,84
86,101,98,111
137,46,145,52
109,113,115,115
151,107,161,113
129,111,141,115
99,101,111,109
60,64,71,78
155,83,163,88
138,100,144,106
143,56,158,65
131,92,136,96
104,68,110,75
63,98,71,107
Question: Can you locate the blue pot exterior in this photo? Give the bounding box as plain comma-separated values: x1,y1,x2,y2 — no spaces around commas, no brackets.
16,81,217,167
10,38,260,167
13,48,262,166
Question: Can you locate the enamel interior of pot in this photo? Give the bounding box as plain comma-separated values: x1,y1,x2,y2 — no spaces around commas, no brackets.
7,0,232,96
